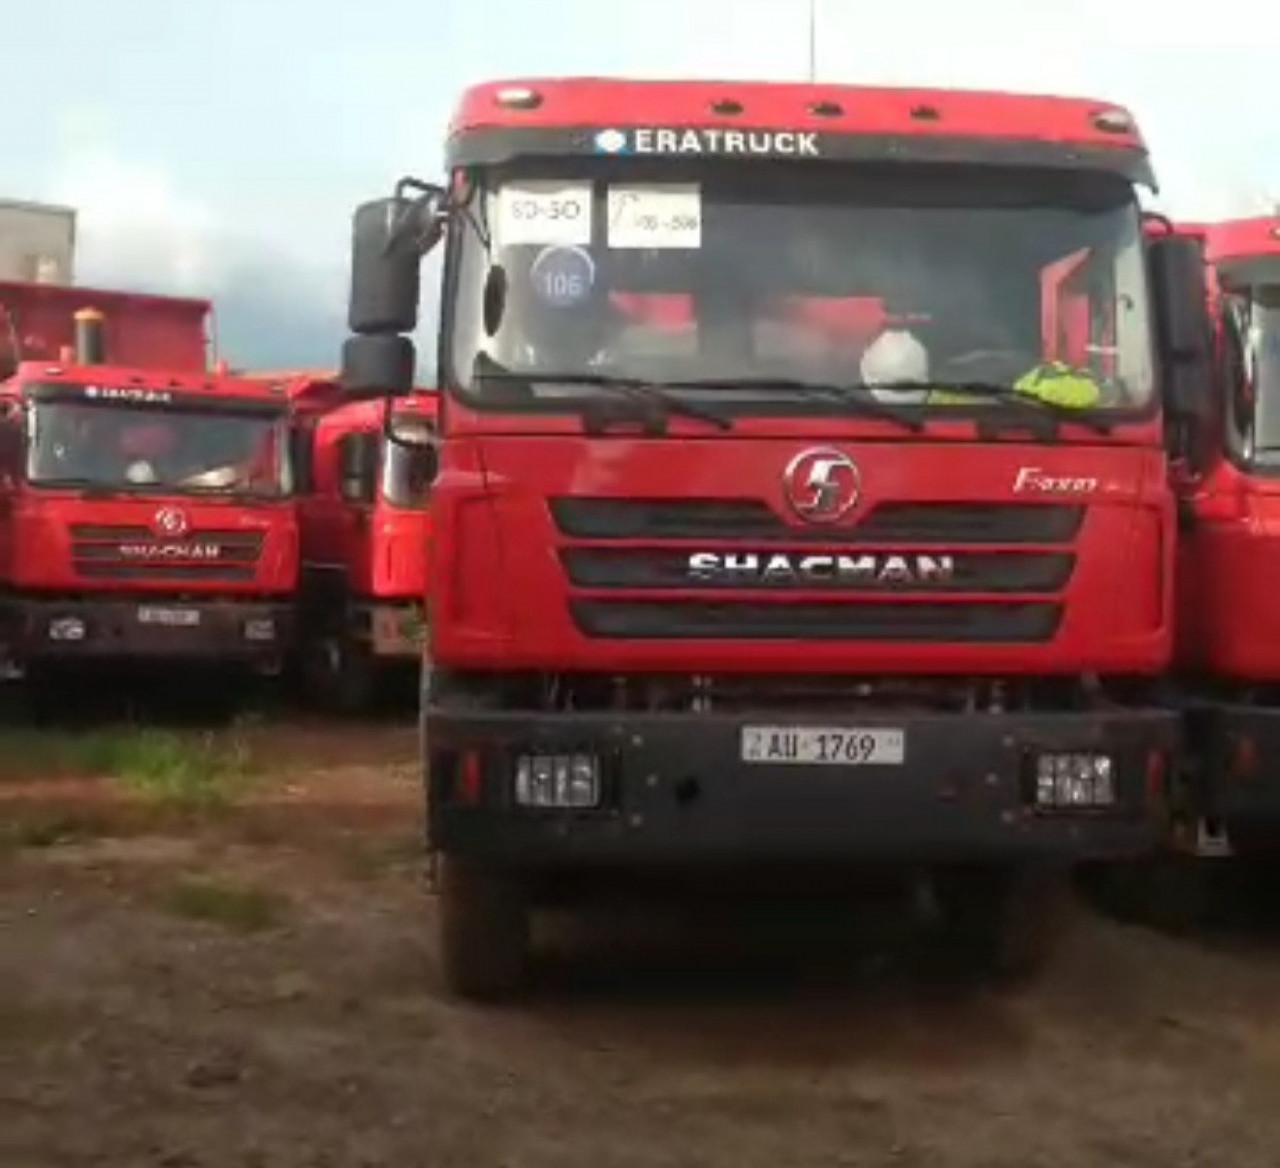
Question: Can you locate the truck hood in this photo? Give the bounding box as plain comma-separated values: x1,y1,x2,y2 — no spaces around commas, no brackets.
429,435,1173,676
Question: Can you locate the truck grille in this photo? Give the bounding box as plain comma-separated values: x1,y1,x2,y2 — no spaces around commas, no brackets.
549,498,1081,644
69,524,264,583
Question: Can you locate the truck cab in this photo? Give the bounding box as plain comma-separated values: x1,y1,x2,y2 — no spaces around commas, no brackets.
283,373,438,710
336,78,1212,998
0,282,297,676
1171,215,1280,857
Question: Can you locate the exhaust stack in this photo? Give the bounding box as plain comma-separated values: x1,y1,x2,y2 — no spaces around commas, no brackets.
73,307,105,365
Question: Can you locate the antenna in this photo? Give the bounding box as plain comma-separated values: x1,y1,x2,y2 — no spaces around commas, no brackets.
807,0,818,82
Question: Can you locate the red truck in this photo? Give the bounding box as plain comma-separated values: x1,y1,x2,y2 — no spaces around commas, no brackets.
0,280,297,680
335,77,1212,998
280,372,438,710
1168,215,1280,870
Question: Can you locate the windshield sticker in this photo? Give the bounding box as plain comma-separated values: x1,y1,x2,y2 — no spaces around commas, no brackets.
530,245,597,308
83,385,173,403
593,128,819,158
607,184,702,250
494,181,592,247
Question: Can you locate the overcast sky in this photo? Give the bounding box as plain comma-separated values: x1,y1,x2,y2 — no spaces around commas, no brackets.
3,0,1279,372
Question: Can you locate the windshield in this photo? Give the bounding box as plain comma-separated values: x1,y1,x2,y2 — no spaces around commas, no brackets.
380,437,435,508
25,401,292,497
446,162,1154,417
1228,284,1280,462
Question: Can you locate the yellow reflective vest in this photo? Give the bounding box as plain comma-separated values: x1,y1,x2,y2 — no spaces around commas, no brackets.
927,363,1103,409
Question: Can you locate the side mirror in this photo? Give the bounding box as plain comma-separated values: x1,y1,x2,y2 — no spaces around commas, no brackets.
348,190,442,335
340,333,416,401
1148,234,1213,421
339,432,379,503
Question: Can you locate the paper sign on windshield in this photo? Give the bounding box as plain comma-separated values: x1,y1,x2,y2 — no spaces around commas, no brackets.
494,181,593,247
606,184,702,249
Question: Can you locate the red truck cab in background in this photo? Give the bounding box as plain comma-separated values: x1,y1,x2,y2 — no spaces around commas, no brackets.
0,281,297,678
1170,215,1280,860
336,77,1212,998
281,373,438,710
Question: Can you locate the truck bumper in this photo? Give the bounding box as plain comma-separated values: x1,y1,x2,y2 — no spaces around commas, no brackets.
426,706,1176,869
5,596,294,665
1185,701,1280,843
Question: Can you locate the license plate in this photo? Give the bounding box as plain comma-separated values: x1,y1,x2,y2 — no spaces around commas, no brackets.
740,725,905,766
137,605,200,627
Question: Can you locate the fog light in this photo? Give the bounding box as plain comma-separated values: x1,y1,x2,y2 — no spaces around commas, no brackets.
1034,752,1115,808
244,618,275,642
49,616,85,641
514,753,601,808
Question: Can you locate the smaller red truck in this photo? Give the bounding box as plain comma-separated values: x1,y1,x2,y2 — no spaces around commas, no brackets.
1171,215,1280,865
278,372,438,710
0,280,298,680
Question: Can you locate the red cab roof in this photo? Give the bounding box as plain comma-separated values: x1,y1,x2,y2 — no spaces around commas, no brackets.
451,76,1148,155
12,359,290,405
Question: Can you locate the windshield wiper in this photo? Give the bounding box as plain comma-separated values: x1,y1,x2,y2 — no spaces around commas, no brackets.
474,363,733,432
865,380,1113,436
31,477,132,497
686,376,925,433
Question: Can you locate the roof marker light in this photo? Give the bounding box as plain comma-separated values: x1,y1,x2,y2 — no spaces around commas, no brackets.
710,98,744,116
495,87,542,110
809,100,843,118
910,104,941,121
1091,108,1133,134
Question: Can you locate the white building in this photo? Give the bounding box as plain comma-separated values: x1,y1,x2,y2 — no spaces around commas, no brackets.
0,199,76,284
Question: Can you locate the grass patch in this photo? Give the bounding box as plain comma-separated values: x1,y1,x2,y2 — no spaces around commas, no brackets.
109,730,253,811
0,728,121,782
165,873,284,933
0,726,255,810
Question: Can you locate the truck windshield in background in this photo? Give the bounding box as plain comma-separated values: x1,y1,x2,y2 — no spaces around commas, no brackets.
380,439,435,508
446,163,1154,418
25,399,292,497
1224,285,1280,462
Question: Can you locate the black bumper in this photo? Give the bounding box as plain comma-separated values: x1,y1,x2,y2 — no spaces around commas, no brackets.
1186,701,1280,835
426,706,1177,868
5,596,294,663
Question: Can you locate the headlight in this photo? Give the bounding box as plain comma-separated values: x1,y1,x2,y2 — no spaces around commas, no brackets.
48,616,85,641
514,753,601,809
1033,752,1115,808
243,618,275,642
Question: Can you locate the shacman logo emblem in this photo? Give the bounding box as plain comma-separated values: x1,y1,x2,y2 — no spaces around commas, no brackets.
782,447,862,523
153,506,189,537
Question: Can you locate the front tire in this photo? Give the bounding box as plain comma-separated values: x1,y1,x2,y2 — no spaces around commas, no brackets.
437,857,531,1001
302,628,377,714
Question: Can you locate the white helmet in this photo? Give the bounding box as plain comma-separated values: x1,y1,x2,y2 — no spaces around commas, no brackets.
125,459,160,485
859,329,930,404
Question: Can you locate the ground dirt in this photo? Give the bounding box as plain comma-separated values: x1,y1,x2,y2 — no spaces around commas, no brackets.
7,720,1280,1167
